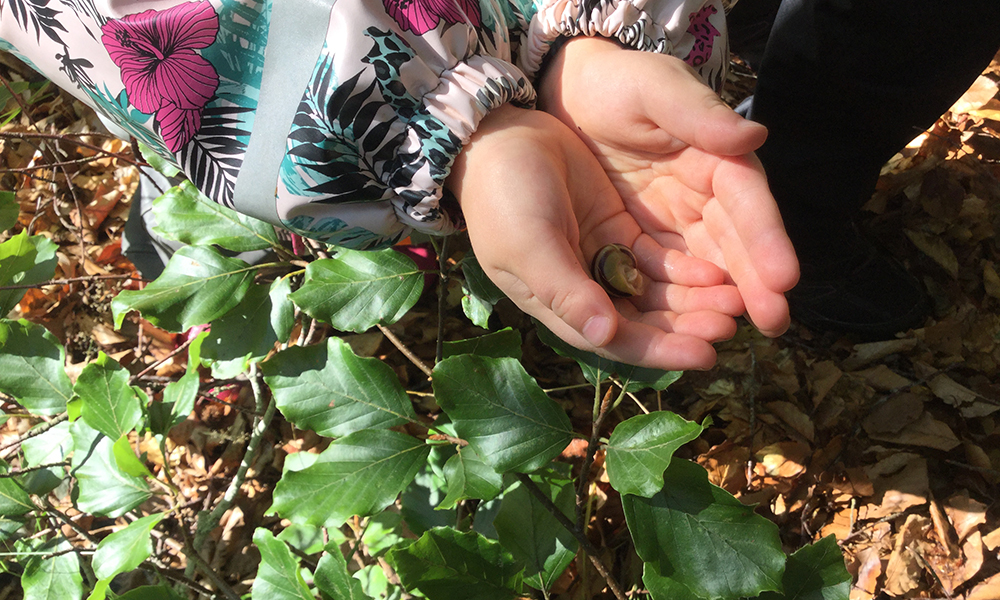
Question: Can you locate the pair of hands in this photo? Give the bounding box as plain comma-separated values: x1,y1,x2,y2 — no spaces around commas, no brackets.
449,37,799,371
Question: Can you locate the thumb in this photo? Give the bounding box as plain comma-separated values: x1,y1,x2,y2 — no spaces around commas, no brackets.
488,230,620,349
638,56,768,156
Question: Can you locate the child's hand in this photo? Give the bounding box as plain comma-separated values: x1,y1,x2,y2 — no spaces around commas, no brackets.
538,37,800,337
450,105,749,371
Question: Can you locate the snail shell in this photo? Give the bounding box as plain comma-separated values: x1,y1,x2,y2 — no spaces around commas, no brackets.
591,243,649,298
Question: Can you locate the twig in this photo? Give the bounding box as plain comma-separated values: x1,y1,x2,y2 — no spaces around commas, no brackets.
0,130,142,165
0,461,69,478
0,273,133,291
576,385,615,527
192,364,276,554
377,324,433,378
131,337,195,383
180,533,241,600
434,235,449,364
0,413,68,455
515,474,627,600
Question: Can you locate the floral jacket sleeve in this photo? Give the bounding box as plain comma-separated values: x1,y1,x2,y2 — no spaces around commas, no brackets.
0,0,727,249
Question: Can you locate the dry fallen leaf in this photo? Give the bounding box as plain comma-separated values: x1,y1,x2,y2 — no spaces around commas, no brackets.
861,453,929,520
863,393,924,436
944,490,988,543
967,571,1000,600
884,514,928,597
764,401,815,442
868,412,960,452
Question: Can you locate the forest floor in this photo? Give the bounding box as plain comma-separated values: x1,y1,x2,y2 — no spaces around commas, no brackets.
1,49,1000,600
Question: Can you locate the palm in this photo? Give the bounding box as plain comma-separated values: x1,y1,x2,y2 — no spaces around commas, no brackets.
539,38,800,336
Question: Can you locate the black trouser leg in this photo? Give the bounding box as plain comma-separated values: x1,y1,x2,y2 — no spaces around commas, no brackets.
731,0,1000,257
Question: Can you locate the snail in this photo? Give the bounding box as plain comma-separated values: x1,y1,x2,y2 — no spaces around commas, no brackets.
591,243,649,298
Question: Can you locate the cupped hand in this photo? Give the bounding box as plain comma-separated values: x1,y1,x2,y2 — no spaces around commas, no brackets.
449,104,750,371
537,37,800,337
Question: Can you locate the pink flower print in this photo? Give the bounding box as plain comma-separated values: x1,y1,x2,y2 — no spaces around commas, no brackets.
382,0,481,35
683,5,721,68
101,1,220,152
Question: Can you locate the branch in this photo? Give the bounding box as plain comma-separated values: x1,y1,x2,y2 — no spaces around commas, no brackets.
0,273,134,292
576,385,615,527
192,363,276,552
378,324,432,378
0,413,68,455
514,473,627,600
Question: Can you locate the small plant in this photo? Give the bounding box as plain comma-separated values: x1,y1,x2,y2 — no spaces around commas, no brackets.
0,173,851,599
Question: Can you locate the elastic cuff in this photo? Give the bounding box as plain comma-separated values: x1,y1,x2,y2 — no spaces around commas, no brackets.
390,55,536,236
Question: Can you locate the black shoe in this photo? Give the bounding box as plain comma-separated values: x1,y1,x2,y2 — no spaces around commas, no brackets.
786,233,930,340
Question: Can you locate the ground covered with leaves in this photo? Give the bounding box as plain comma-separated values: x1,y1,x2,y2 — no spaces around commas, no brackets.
1,49,999,600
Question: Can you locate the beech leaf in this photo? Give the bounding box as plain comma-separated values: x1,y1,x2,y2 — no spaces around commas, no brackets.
264,337,416,437
623,459,785,599
111,245,255,332
494,475,577,590
75,352,142,441
92,513,165,582
251,529,315,600
432,355,573,474
20,540,82,600
759,536,851,600
70,422,150,517
270,429,429,528
152,180,279,251
606,412,705,497
288,249,423,332
439,447,503,510
315,542,372,600
387,528,523,600
0,319,73,415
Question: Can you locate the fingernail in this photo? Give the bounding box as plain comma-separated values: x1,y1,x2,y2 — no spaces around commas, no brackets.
582,316,612,347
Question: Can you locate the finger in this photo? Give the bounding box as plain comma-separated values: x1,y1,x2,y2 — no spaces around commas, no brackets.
635,309,739,343
632,235,726,286
630,282,745,316
712,155,800,294
702,199,793,336
635,57,769,156
492,226,620,348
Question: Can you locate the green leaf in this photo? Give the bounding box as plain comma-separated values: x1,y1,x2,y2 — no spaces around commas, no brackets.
111,245,256,332
759,536,850,600
622,460,785,599
137,142,181,177
150,332,204,435
252,528,316,600
75,352,142,440
201,281,285,376
494,475,577,590
642,563,703,600
270,276,295,343
0,459,32,517
387,528,522,600
461,294,493,329
92,513,165,581
438,447,503,510
0,319,73,415
0,190,18,231
401,446,457,535
116,585,185,600
605,412,705,497
315,543,372,600
21,421,72,495
461,254,505,304
152,180,280,251
21,540,83,600
460,254,505,329
271,429,429,528
288,249,423,332
433,355,573,473
441,328,522,360
112,435,153,478
0,233,58,316
69,421,151,517
535,323,682,392
264,337,416,437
